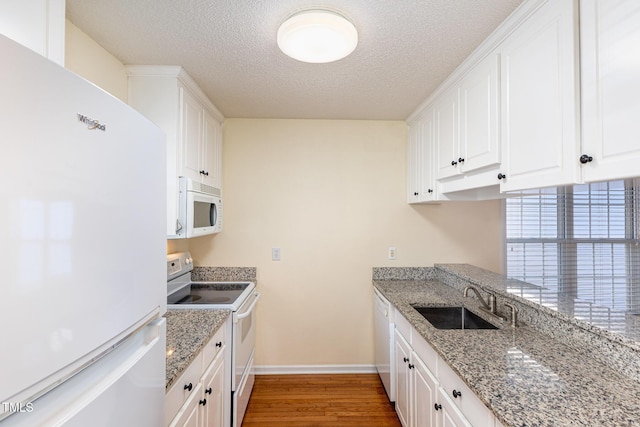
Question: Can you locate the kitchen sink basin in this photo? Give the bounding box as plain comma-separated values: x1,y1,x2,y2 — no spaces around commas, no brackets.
412,306,498,330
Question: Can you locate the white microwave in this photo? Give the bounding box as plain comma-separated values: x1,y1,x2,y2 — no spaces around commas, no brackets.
176,177,222,238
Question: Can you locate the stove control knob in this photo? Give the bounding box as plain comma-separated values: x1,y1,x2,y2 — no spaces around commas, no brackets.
185,258,191,264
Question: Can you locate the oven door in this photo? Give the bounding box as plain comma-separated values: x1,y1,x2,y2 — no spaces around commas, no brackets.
233,291,259,389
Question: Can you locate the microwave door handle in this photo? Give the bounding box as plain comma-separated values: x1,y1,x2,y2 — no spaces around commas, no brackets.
210,204,217,227
236,292,260,321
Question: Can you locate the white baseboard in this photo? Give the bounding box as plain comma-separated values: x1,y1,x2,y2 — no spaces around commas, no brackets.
254,364,377,375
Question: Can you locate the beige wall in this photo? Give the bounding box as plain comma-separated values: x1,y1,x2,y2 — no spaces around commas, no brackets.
62,25,503,367
188,119,503,368
65,20,128,102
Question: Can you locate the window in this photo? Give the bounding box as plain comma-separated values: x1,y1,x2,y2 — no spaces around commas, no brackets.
505,179,640,331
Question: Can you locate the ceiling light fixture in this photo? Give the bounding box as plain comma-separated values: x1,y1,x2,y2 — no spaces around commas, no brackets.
277,9,358,64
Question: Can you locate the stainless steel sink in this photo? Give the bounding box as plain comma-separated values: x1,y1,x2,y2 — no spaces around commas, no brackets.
412,306,498,330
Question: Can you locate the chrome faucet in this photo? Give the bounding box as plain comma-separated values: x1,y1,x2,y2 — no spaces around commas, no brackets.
504,302,518,327
463,285,492,311
463,285,505,320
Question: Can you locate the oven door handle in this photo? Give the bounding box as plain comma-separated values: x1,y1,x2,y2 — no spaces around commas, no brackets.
235,292,260,322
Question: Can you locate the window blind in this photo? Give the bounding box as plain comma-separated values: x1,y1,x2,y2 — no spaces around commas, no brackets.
505,179,640,330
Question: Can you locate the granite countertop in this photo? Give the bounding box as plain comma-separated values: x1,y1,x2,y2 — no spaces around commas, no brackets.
374,279,640,427
164,309,231,390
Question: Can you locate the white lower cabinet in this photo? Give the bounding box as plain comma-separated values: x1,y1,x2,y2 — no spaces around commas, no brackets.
166,320,229,427
413,353,438,427
393,313,496,427
394,329,412,427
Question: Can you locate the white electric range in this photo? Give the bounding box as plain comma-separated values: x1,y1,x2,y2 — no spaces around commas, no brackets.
167,252,259,427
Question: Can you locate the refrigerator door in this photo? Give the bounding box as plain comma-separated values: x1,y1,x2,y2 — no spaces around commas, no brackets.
1,319,166,426
0,34,166,416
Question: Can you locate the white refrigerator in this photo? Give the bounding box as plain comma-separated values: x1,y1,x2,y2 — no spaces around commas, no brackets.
0,34,167,426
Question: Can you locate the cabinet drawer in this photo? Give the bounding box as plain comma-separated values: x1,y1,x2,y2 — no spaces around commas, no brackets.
166,352,203,425
438,358,493,425
411,331,438,376
394,310,412,343
168,382,202,427
202,324,226,369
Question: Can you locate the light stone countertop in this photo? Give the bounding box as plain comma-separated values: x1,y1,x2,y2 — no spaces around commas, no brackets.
164,309,231,390
374,279,640,427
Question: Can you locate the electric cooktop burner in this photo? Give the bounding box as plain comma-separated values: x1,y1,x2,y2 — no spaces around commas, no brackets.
174,294,202,304
168,283,250,306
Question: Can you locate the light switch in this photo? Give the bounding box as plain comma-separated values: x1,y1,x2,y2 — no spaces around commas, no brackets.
272,247,281,261
388,247,397,260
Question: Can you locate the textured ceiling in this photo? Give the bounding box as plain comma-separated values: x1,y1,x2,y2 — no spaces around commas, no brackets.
66,0,523,120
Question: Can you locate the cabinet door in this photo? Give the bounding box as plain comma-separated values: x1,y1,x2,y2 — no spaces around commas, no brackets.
407,119,422,203
499,0,580,191
394,329,412,427
200,352,225,427
459,53,500,174
0,0,65,65
413,354,438,427
408,110,438,204
202,111,222,188
434,87,460,180
180,87,204,183
419,110,438,201
580,0,640,182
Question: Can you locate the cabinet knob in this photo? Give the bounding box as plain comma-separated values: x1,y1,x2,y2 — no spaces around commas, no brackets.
199,170,206,175
204,171,209,176
580,154,593,164
215,341,222,348
434,403,442,411
199,399,207,406
497,173,506,180
205,387,212,395
458,157,465,163
414,192,419,196
184,382,193,392
428,189,433,194
451,160,458,166
452,389,462,398
403,357,409,363
408,363,415,370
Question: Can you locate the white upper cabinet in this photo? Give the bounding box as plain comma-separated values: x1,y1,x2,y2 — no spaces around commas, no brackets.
126,66,224,237
180,86,223,189
498,0,580,192
435,52,501,183
580,0,640,183
407,109,438,204
180,87,205,183
0,0,65,65
203,111,223,189
434,87,460,180
458,53,501,176
407,121,421,203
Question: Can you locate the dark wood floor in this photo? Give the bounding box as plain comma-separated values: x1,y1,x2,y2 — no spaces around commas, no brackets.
241,373,402,427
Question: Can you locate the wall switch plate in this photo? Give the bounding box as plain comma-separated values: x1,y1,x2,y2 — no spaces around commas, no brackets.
272,247,281,261
388,247,397,260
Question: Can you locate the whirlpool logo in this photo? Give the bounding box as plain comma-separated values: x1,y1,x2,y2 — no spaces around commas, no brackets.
77,113,106,131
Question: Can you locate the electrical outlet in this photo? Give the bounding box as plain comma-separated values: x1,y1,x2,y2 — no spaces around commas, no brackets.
272,247,281,261
388,247,397,260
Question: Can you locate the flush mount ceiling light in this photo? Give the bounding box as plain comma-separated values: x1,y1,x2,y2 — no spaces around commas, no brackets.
277,9,358,63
